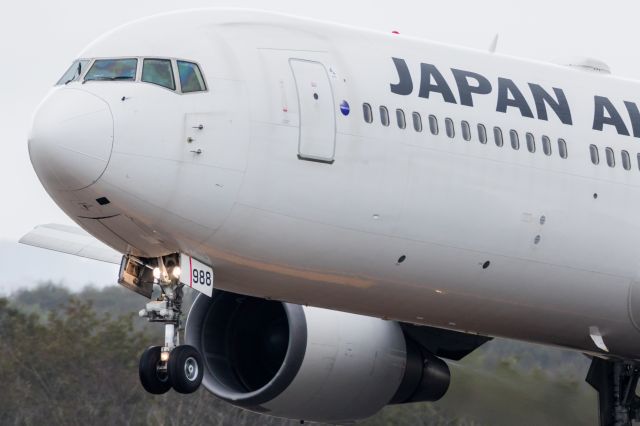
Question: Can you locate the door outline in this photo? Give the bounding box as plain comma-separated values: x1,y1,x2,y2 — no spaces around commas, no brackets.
289,58,336,164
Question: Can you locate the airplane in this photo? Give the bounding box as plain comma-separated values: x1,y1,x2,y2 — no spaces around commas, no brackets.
20,7,640,426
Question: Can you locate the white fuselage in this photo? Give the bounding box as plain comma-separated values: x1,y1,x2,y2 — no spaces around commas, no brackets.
28,9,640,360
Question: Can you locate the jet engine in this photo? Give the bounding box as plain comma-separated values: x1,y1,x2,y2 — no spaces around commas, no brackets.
185,291,451,423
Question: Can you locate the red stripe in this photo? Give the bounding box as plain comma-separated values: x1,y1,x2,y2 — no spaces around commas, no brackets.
189,257,193,288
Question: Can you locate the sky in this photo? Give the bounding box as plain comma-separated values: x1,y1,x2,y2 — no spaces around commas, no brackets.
0,0,637,293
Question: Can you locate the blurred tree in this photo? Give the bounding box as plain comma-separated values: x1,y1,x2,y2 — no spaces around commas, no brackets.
0,285,599,426
0,296,303,426
12,282,71,312
1,297,149,425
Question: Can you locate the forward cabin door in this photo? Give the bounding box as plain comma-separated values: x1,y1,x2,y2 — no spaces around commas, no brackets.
289,59,336,164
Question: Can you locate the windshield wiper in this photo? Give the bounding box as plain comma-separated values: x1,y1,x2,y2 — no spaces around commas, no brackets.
64,62,83,85
86,76,134,82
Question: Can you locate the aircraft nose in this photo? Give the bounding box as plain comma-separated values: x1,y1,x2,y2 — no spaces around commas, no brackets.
28,89,114,191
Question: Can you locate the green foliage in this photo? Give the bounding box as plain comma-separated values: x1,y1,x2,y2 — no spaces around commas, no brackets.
0,288,300,426
12,281,71,312
0,285,600,425
1,296,148,425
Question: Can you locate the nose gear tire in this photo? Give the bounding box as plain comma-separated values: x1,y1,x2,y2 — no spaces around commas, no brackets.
168,345,204,394
139,346,171,394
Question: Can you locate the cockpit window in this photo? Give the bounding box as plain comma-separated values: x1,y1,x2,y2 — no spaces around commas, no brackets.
84,58,138,82
70,57,205,94
177,61,206,93
142,59,175,90
56,59,90,85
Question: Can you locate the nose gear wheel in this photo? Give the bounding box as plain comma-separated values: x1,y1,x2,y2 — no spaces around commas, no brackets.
168,345,204,394
139,346,171,394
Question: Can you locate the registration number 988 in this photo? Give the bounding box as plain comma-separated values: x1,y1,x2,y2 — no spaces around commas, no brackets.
192,269,212,286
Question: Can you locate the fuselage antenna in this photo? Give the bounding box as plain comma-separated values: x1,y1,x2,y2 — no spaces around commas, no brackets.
489,33,499,53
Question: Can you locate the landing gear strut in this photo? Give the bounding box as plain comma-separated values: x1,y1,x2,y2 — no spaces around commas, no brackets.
587,357,640,426
134,255,203,394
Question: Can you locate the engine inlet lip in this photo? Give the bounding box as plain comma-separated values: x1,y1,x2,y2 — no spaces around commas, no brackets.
185,291,308,407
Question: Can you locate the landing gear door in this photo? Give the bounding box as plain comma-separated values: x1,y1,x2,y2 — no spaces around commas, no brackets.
289,59,336,164
118,255,154,299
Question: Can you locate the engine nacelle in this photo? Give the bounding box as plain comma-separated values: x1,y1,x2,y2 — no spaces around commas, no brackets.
186,291,450,423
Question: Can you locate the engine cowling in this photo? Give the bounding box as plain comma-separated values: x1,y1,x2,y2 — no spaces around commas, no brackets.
185,291,450,423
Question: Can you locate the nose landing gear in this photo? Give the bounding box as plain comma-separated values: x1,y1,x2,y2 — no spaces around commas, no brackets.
135,255,204,395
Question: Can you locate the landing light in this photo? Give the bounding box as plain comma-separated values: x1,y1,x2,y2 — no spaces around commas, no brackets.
172,266,181,279
160,351,170,362
153,267,161,280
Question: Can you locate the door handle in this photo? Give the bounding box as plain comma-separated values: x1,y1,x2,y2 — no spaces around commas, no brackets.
192,125,204,130
190,149,202,155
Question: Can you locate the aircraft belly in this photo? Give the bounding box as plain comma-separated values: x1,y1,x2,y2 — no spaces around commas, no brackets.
206,203,640,359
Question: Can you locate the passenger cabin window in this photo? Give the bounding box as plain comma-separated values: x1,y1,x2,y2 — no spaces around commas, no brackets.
380,106,390,126
590,145,599,165
177,61,206,93
477,124,487,144
412,112,422,132
605,147,615,168
56,59,90,85
494,127,503,147
363,103,373,123
622,150,631,170
445,118,455,138
461,121,471,141
526,133,535,153
558,139,568,159
429,115,439,135
510,130,519,150
85,58,138,82
396,109,406,129
541,136,552,156
142,59,175,90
